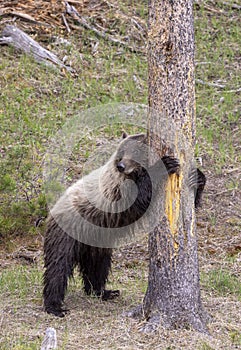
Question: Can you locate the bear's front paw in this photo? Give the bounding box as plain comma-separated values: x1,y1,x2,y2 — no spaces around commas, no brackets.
161,156,180,175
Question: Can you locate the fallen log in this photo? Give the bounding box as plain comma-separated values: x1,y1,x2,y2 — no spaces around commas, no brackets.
0,25,74,72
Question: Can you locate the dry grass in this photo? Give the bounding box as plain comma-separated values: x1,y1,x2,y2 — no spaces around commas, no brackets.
0,237,240,349
0,253,240,349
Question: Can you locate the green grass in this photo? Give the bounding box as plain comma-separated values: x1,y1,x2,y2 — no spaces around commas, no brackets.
201,269,241,300
0,337,40,350
0,265,43,302
198,343,215,350
229,330,241,347
194,1,241,171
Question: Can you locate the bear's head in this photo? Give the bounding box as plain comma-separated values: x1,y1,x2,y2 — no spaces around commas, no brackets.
114,133,148,177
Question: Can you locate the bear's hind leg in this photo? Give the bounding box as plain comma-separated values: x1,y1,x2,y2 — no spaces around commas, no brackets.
43,226,78,317
80,246,120,300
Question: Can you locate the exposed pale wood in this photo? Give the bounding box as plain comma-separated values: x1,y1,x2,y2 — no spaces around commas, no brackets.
41,328,57,350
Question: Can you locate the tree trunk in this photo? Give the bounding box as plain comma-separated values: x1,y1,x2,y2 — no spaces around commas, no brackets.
142,0,208,333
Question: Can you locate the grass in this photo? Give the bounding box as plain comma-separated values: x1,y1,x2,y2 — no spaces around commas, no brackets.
195,5,241,171
198,343,215,350
0,0,241,349
0,265,42,301
0,338,40,350
0,259,240,349
201,269,241,300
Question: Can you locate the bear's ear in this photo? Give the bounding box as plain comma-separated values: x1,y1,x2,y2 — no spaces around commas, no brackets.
122,132,128,139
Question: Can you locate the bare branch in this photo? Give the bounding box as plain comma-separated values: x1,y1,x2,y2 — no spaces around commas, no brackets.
196,79,226,89
218,87,241,93
62,13,71,33
65,1,145,53
218,1,241,10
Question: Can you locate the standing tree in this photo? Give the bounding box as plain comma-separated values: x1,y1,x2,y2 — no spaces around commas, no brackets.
130,0,209,333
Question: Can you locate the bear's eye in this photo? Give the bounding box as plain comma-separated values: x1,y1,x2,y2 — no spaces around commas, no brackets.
116,150,124,161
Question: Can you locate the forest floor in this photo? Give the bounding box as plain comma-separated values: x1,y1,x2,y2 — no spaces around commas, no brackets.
0,0,240,349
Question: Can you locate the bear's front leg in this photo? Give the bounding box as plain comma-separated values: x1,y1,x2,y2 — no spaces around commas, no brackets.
43,221,77,317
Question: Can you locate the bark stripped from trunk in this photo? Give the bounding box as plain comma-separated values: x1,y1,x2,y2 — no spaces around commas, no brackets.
141,0,209,333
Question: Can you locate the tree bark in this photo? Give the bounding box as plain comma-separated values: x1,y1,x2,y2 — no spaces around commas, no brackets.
142,0,208,333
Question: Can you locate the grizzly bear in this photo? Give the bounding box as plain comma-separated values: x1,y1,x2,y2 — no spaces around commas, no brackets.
43,133,205,317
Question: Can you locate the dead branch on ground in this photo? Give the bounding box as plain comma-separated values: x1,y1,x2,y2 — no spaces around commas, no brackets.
0,25,74,72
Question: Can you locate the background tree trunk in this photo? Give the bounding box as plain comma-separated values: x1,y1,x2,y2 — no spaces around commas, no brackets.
142,0,209,333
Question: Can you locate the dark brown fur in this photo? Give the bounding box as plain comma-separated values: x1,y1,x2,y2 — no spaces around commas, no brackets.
43,134,204,317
